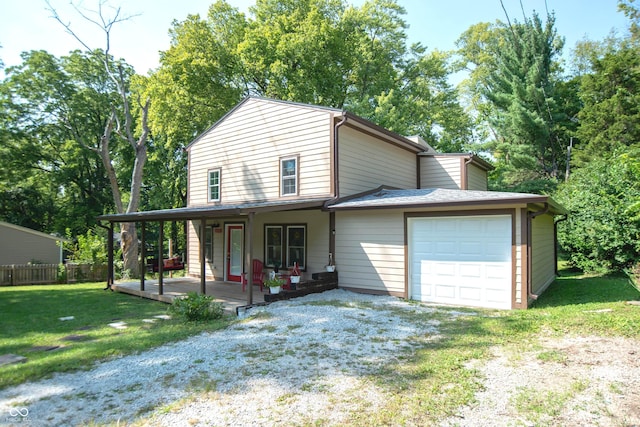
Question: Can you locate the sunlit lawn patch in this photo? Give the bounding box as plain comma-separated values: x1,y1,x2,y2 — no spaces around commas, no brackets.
0,283,232,389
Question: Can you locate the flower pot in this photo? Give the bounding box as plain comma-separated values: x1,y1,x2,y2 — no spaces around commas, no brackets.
290,276,300,284
326,265,335,272
269,286,281,294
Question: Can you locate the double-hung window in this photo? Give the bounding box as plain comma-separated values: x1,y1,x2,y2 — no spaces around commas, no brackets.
205,226,214,262
208,168,221,202
264,224,306,270
280,156,298,196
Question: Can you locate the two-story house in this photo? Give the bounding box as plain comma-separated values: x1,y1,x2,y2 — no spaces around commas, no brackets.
101,97,565,310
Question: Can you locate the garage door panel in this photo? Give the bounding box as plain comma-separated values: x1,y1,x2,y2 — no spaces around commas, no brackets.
459,286,482,302
409,215,512,310
435,285,456,299
459,263,482,277
486,288,510,304
435,241,456,256
460,241,482,257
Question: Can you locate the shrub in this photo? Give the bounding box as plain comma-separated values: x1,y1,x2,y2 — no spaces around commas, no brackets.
67,229,108,264
169,292,224,321
556,151,640,273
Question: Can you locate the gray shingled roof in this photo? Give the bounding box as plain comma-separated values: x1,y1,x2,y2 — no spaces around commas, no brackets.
327,187,564,212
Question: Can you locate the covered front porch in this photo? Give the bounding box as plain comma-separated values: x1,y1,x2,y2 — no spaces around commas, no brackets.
112,277,267,314
98,197,336,309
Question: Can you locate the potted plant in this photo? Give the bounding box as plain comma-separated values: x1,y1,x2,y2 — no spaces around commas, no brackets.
326,253,335,272
264,276,285,294
290,262,301,285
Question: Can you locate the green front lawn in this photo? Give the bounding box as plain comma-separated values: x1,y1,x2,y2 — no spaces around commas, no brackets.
0,283,232,389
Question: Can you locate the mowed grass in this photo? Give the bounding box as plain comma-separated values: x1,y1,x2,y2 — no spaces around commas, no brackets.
0,283,232,389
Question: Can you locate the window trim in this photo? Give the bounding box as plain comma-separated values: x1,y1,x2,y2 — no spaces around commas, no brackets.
264,223,306,270
264,225,284,269
208,168,221,202
205,225,214,263
286,225,306,270
280,155,299,197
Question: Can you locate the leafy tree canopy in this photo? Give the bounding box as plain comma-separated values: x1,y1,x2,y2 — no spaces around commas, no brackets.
144,0,473,153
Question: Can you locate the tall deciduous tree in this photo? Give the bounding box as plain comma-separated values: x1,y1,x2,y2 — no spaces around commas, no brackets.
48,1,151,275
0,50,115,234
144,0,472,154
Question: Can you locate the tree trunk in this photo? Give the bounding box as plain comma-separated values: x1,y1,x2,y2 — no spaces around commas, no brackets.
120,222,139,276
48,2,151,280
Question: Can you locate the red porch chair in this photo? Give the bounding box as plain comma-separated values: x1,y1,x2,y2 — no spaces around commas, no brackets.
241,259,265,292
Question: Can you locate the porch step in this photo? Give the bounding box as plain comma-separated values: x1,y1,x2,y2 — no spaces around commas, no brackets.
264,271,338,303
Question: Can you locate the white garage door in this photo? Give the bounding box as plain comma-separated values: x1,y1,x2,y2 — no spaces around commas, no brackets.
408,215,512,309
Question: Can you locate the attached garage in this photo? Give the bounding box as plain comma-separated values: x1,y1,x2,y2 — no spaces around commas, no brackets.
407,214,513,309
328,187,567,310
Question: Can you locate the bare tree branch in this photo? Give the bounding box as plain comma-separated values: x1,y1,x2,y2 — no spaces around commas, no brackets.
47,0,150,275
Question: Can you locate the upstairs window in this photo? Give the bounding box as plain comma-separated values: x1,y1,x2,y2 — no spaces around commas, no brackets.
208,168,221,202
280,156,298,196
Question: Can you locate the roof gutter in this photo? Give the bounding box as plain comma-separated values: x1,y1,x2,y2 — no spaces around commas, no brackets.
529,202,549,219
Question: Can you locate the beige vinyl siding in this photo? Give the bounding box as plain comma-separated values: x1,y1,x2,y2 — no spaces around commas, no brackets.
188,99,332,206
335,210,405,295
0,224,63,265
338,126,417,196
531,213,556,295
187,211,329,281
467,164,488,191
420,156,462,189
187,219,230,279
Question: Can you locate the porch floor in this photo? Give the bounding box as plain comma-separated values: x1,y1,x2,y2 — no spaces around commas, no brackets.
112,277,266,314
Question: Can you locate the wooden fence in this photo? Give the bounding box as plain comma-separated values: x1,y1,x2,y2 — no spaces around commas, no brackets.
0,263,108,286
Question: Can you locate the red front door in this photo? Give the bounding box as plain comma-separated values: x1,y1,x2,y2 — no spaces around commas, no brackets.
226,225,244,282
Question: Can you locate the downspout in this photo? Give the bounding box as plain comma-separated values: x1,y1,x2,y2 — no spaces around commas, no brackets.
332,112,348,199
527,203,550,302
462,156,474,190
554,214,568,276
328,113,348,268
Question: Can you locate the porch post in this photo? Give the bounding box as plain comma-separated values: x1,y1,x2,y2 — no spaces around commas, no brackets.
106,222,114,290
246,212,255,305
200,217,206,294
329,211,336,264
158,220,164,295
140,221,146,291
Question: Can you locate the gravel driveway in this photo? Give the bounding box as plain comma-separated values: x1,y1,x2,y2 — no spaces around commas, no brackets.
1,289,638,426
0,290,439,426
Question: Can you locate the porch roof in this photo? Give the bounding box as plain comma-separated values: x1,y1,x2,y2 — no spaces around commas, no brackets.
98,197,331,223
326,186,567,214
